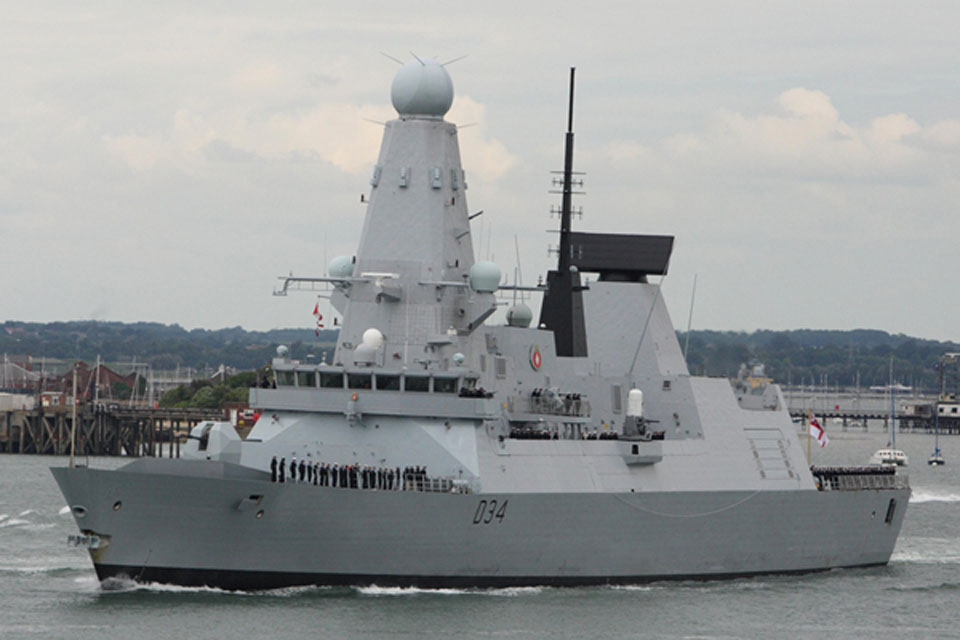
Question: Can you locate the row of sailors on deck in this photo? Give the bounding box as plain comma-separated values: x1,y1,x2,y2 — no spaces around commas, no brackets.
510,428,620,440
530,389,582,400
269,456,430,491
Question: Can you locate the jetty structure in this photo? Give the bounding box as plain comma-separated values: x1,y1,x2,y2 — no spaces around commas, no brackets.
53,60,909,589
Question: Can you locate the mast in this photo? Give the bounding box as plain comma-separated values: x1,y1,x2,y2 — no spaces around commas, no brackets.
558,67,576,273
889,356,896,450
70,364,77,468
539,67,588,357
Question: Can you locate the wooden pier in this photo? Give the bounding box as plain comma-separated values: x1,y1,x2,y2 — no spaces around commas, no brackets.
0,406,223,457
789,408,960,435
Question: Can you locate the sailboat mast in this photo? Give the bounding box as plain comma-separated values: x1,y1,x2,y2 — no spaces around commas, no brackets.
889,356,896,449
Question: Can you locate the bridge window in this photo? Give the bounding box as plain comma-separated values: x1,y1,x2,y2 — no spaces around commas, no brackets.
320,372,344,388
434,376,457,394
376,374,400,391
297,371,316,388
348,373,372,389
405,375,429,392
276,370,295,387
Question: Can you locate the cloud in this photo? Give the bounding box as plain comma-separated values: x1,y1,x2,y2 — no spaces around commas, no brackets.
604,87,957,188
919,119,960,149
99,90,519,185
449,96,518,183
103,133,166,171
228,61,295,92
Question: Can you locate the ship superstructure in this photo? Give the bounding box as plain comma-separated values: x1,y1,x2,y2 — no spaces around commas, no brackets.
53,60,909,589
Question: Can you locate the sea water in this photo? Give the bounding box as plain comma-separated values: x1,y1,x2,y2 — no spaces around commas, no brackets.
2,429,960,639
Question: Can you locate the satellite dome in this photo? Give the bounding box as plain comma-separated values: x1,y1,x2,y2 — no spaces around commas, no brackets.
469,261,501,293
276,345,289,358
391,59,454,118
361,328,385,349
328,255,354,279
506,303,533,328
452,352,466,366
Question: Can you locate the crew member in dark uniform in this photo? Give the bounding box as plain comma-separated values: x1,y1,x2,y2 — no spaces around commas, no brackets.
290,457,297,483
299,458,306,483
279,457,286,483
270,456,278,482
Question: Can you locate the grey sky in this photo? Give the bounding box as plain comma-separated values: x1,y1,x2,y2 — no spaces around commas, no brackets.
3,2,958,340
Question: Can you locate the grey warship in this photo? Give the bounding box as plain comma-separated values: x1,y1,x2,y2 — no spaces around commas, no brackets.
53,60,909,589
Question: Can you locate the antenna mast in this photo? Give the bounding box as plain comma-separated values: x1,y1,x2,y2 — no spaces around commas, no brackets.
538,67,588,357
558,67,576,272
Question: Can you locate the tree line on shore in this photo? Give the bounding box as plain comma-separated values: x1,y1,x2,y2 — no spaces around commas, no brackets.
680,328,960,392
4,321,959,403
1,321,335,371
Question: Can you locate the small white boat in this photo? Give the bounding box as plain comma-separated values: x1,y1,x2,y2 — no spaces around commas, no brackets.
928,447,945,466
870,448,909,467
872,358,908,467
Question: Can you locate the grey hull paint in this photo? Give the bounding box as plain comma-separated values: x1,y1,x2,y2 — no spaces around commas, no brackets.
52,462,908,589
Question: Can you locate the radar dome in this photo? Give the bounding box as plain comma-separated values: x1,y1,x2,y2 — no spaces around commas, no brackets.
276,345,289,358
361,328,385,349
452,352,466,366
469,261,501,293
328,255,354,279
506,302,533,328
391,59,454,118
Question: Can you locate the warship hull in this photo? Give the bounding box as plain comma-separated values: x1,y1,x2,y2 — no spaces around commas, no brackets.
52,62,912,591
53,460,908,589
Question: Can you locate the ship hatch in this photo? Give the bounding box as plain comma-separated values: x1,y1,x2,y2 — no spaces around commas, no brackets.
884,498,897,524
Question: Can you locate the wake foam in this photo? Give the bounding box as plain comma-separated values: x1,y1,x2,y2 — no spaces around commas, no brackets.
887,581,960,593
98,578,332,597
892,537,960,564
910,489,960,504
100,577,236,595
356,585,543,597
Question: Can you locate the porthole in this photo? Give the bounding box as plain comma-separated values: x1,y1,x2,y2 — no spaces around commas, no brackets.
72,505,87,518
112,500,122,511
256,510,265,519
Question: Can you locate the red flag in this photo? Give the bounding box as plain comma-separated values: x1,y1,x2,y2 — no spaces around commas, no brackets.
312,302,319,316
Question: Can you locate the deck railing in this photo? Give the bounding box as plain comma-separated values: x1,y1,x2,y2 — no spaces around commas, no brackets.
811,466,909,491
